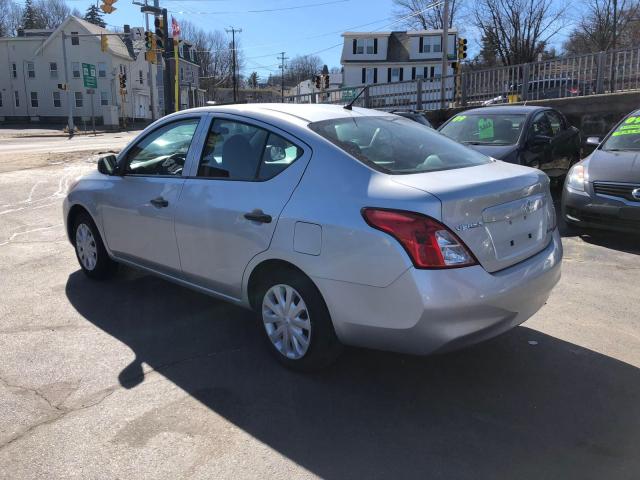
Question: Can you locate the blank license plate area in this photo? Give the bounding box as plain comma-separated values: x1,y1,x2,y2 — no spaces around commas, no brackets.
483,195,547,260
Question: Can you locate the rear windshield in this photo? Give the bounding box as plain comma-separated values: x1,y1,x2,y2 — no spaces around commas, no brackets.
440,113,526,146
308,116,490,174
602,111,640,151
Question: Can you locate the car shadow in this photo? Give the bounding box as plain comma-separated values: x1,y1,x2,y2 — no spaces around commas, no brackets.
65,268,640,479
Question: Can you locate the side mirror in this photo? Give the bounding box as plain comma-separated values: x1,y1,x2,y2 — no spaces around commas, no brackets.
97,155,117,175
586,136,601,146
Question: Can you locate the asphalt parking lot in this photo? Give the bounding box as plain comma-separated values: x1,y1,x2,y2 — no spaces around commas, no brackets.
0,146,639,479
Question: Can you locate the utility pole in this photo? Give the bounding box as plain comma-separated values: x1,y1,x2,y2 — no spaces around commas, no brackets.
61,32,74,133
226,27,241,103
278,51,288,102
439,0,449,109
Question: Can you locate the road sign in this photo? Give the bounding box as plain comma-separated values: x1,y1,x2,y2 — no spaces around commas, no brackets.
82,63,97,88
342,88,357,102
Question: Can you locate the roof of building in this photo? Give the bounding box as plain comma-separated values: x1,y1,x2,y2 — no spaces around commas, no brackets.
35,16,132,61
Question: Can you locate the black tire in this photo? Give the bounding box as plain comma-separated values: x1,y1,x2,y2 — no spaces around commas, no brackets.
255,269,343,371
72,212,116,279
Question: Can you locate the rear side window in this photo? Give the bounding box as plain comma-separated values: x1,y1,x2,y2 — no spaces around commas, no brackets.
197,119,302,180
440,114,526,145
310,116,490,174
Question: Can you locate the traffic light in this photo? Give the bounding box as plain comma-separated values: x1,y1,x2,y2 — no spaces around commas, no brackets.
100,34,108,52
323,74,329,89
144,31,153,51
154,16,165,52
100,0,117,14
119,73,127,90
457,38,468,60
314,75,321,89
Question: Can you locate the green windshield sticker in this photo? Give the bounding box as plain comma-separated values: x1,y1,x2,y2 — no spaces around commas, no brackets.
478,118,494,139
451,115,467,123
612,117,640,136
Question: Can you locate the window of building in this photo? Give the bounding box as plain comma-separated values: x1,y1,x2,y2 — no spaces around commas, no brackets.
361,67,377,84
190,48,195,62
355,38,375,55
179,43,184,58
53,91,61,107
391,68,400,82
49,62,58,78
14,91,19,107
71,32,79,45
72,62,80,78
180,67,184,80
27,62,35,78
0,92,2,107
75,92,83,107
100,91,109,106
139,70,143,85
11,63,17,78
420,36,442,53
30,91,38,108
98,62,106,77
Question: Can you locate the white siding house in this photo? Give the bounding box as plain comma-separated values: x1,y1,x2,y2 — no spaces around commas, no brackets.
341,30,458,87
0,16,157,126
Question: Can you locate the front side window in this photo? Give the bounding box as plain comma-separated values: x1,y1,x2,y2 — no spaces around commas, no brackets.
50,62,58,78
72,62,80,78
310,116,490,174
27,62,35,78
30,91,38,107
124,119,199,176
198,119,302,180
529,112,554,138
545,110,564,135
440,113,527,145
75,92,83,107
602,110,640,151
53,91,61,107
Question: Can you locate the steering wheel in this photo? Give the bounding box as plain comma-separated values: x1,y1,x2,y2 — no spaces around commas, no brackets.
160,153,186,175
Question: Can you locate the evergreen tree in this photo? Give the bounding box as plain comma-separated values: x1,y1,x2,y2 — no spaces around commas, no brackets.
21,0,45,29
84,4,105,28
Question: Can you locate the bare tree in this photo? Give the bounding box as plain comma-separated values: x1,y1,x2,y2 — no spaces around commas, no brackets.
473,0,566,65
563,0,640,54
393,0,461,29
0,0,23,36
286,54,323,84
36,0,71,29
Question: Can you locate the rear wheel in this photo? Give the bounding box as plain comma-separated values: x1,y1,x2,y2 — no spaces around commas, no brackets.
73,212,116,279
255,270,342,371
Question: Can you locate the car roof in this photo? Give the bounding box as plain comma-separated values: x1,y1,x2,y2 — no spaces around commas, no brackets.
171,103,394,124
460,106,550,115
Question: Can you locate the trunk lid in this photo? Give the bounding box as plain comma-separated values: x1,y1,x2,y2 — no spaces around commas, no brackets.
392,161,554,272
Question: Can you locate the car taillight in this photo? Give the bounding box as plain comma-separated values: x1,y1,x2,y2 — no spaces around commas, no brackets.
361,208,478,269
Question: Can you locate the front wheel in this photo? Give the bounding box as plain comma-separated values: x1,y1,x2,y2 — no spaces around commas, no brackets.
73,212,116,279
256,270,342,371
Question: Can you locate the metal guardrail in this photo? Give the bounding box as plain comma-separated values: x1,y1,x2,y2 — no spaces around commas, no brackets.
284,47,640,111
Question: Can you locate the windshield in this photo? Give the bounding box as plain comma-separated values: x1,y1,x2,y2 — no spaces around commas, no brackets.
309,116,490,174
602,111,640,151
440,113,527,146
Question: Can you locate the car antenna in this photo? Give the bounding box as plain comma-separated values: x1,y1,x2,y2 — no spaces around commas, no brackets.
344,87,367,110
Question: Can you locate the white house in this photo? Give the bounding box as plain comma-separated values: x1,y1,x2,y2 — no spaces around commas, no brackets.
0,16,159,126
340,30,458,87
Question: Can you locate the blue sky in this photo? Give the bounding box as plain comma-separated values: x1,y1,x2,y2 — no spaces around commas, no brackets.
60,0,400,78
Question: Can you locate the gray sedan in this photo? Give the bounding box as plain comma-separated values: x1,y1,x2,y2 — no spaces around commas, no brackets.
64,104,562,370
562,108,640,233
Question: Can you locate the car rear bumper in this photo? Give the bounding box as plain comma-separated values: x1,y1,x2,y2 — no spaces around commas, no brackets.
313,230,562,355
562,185,640,233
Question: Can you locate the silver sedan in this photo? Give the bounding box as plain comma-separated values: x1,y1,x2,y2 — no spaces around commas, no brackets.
63,104,562,370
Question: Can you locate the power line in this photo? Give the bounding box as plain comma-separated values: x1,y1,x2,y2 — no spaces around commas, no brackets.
166,0,349,15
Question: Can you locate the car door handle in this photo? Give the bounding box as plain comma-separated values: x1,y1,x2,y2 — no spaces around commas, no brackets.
244,209,272,223
150,196,169,208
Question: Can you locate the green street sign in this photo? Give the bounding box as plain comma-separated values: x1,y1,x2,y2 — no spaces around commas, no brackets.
82,63,97,88
342,88,357,102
